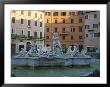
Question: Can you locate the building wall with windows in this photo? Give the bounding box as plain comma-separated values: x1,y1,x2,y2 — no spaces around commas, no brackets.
45,11,85,52
84,11,100,50
11,10,45,54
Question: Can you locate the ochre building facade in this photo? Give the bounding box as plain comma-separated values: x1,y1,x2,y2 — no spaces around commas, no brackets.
45,11,85,52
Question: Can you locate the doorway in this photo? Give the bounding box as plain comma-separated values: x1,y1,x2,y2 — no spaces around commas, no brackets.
26,42,31,51
19,45,24,51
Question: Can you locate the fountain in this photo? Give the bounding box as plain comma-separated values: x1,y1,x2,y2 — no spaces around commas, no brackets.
66,45,79,57
12,33,92,66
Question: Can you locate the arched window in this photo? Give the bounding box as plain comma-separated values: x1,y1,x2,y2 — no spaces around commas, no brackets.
46,44,50,47
12,17,15,23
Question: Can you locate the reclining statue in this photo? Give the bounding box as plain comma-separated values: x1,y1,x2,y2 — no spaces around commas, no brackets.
66,45,79,57
17,48,27,57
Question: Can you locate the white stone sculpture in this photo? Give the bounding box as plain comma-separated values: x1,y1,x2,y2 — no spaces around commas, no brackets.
66,45,79,57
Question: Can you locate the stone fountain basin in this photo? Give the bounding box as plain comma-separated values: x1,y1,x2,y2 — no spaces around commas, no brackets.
12,56,91,67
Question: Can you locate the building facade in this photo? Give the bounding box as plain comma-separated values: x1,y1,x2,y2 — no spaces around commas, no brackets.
45,11,85,52
84,11,100,52
11,10,45,54
11,10,100,55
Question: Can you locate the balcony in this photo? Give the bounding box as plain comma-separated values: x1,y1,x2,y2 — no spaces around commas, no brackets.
36,37,45,41
27,36,44,41
11,34,27,40
11,34,17,39
88,30,94,32
11,34,44,41
27,36,33,40
60,32,69,35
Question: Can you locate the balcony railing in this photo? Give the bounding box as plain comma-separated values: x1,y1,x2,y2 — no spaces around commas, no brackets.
60,32,69,35
27,36,44,40
11,34,44,41
35,37,45,41
11,34,17,39
88,30,94,32
11,34,27,40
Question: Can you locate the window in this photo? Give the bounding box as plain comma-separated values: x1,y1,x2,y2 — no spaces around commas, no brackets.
35,21,37,26
90,33,94,38
85,25,90,29
93,24,98,28
21,30,23,35
85,15,88,19
55,27,57,32
28,20,31,26
28,11,31,16
71,36,74,40
20,40,23,42
46,36,49,39
73,28,75,32
34,32,37,38
46,44,50,47
21,11,24,15
12,17,15,23
79,26,82,32
40,14,42,19
35,13,37,18
62,19,65,23
71,19,74,23
47,28,49,32
78,11,83,15
79,18,82,23
86,34,88,37
87,47,96,52
12,29,14,34
13,11,15,13
45,12,50,16
94,32,98,37
62,36,65,40
40,32,42,38
21,19,23,24
94,14,97,18
71,28,75,32
28,31,30,37
71,28,72,32
47,19,49,23
40,22,42,27
53,12,58,16
62,28,65,33
88,30,94,32
55,19,57,23
69,12,75,16
79,36,83,39
61,12,66,16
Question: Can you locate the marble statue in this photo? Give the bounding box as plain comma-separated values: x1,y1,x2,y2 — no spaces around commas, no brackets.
66,45,79,57
13,33,91,59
